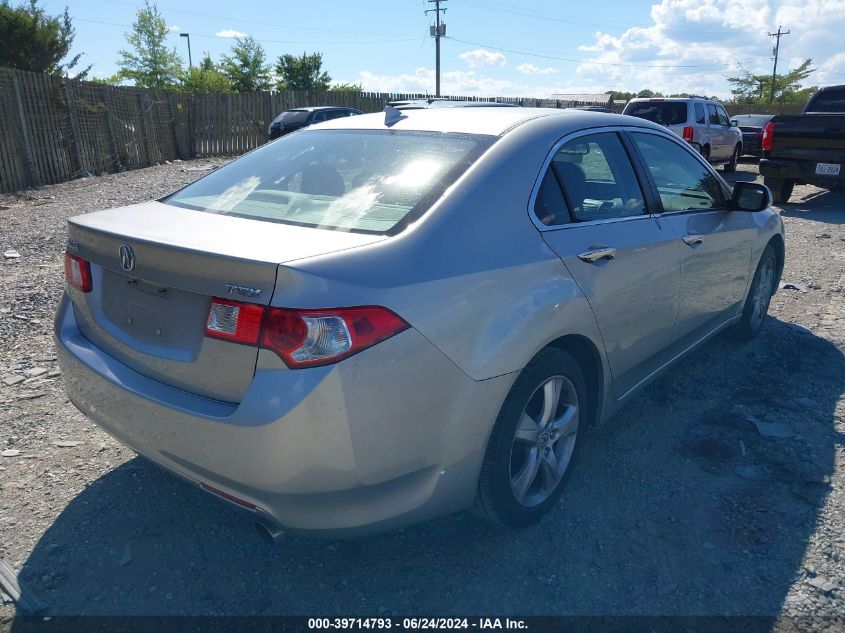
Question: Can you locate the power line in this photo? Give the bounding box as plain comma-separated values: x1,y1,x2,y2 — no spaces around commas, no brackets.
451,0,763,37
101,0,414,38
74,18,420,46
448,36,768,69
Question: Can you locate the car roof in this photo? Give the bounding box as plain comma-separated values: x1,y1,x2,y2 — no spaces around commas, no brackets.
287,106,355,112
627,97,708,103
311,107,660,137
390,98,519,110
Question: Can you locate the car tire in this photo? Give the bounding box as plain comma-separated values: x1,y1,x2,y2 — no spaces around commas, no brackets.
764,177,794,204
700,144,711,162
723,145,740,172
729,244,777,341
474,348,586,527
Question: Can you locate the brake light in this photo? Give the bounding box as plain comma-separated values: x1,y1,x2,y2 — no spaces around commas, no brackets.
203,299,409,368
64,252,92,293
261,306,409,368
762,121,775,151
682,126,694,142
205,298,264,344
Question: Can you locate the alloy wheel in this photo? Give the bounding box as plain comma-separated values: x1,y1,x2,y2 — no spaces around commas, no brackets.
509,375,579,507
750,253,776,330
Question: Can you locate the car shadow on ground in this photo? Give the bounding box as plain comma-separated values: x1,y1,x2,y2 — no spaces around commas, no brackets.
780,188,845,226
10,312,845,619
722,160,761,185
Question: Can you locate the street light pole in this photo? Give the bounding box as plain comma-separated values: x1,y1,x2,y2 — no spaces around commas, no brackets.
180,33,193,68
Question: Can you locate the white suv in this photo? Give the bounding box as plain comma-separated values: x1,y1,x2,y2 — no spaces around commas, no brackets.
623,98,743,172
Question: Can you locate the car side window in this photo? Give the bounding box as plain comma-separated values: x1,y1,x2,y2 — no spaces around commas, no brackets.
535,132,646,225
716,105,730,126
630,132,726,212
707,104,719,126
312,111,328,123
694,103,706,124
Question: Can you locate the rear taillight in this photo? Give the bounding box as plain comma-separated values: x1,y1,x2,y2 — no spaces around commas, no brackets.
64,252,92,293
204,299,409,368
762,121,775,152
205,298,264,344
682,126,694,142
261,306,409,368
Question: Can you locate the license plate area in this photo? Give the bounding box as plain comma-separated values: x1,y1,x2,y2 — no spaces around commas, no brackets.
815,162,841,176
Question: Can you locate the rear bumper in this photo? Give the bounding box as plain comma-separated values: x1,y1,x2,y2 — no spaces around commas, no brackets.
54,293,513,536
760,158,845,186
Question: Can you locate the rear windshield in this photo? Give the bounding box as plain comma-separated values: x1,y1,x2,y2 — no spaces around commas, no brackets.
624,102,688,125
732,115,771,128
164,130,494,235
805,87,845,113
275,110,311,124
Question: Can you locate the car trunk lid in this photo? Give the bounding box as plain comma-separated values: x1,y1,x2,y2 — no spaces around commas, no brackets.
66,201,383,403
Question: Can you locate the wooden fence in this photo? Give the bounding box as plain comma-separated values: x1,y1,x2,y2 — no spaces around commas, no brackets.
0,67,808,193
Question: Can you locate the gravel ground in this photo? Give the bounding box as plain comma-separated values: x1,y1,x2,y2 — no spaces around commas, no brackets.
1,158,844,625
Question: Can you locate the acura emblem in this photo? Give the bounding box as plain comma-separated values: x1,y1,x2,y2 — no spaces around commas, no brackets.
119,244,135,272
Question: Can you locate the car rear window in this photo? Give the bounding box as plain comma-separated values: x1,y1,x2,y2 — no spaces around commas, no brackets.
164,130,495,235
805,87,845,113
623,102,688,125
276,110,311,124
732,115,771,128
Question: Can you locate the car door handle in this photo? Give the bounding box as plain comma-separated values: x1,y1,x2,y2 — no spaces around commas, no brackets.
577,246,616,263
682,234,704,246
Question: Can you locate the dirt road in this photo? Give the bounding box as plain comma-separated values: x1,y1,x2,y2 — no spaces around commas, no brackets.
1,159,843,624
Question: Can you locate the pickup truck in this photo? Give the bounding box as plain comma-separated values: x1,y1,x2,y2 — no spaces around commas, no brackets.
759,85,845,203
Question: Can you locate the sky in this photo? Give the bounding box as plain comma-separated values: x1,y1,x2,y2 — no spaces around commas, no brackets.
51,0,845,98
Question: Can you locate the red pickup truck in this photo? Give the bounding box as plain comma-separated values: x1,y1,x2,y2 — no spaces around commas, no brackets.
759,85,845,203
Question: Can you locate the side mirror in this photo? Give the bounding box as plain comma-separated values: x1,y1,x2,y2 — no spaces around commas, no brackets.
730,119,738,127
731,181,772,212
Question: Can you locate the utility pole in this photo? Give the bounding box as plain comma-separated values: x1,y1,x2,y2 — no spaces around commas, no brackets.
767,26,790,103
425,0,447,96
180,32,193,68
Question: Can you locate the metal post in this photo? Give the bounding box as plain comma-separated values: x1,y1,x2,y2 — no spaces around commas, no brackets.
768,26,790,103
180,33,193,68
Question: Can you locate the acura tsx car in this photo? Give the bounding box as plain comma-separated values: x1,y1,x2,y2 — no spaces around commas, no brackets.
55,107,784,539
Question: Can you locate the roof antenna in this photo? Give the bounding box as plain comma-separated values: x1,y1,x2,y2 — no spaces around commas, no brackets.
383,105,406,126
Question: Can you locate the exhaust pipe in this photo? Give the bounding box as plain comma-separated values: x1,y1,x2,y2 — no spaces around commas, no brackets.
255,521,285,545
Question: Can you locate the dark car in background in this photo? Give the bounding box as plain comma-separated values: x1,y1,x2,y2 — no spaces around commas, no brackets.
268,107,362,139
731,114,773,157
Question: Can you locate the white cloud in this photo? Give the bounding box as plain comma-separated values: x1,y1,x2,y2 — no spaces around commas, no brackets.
459,49,507,68
215,29,247,39
168,25,181,33
517,63,558,75
357,67,511,96
572,0,845,97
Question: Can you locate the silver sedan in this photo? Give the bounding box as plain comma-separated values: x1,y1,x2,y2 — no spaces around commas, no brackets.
55,107,784,539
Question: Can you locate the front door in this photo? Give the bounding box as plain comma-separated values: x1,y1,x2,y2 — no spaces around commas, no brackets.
532,130,681,399
628,130,753,352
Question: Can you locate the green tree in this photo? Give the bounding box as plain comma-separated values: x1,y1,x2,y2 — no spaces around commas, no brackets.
0,0,88,76
275,51,331,91
636,89,664,98
116,0,182,89
728,59,816,104
178,53,231,93
329,81,362,93
220,36,271,92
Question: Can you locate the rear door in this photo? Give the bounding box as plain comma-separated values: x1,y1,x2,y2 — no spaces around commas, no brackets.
706,103,727,159
627,130,753,353
533,129,681,398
